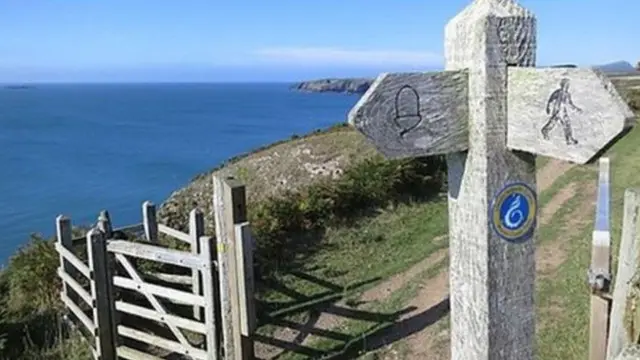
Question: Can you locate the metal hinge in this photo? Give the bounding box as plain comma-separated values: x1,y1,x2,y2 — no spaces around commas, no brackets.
587,268,612,295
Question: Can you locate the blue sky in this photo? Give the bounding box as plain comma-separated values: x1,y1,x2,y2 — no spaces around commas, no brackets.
0,0,638,82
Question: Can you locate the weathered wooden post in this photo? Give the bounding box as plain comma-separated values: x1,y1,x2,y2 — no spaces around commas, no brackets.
348,0,635,358
589,158,612,360
608,188,640,360
142,201,158,243
86,228,118,359
213,175,249,360
190,208,206,320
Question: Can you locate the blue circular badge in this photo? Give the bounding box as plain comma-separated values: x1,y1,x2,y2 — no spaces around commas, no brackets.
490,182,537,243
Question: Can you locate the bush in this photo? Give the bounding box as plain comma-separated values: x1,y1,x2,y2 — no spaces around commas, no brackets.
250,155,446,275
627,89,640,112
3,235,61,316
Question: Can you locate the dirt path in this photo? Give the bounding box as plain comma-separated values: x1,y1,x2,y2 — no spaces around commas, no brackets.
254,245,448,359
397,161,592,359
537,159,575,192
254,159,579,359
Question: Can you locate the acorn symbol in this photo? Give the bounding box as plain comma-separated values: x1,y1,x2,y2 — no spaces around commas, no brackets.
393,85,423,138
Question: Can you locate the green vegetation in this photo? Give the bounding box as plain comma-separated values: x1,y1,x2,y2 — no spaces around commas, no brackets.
0,75,637,359
0,235,92,360
626,88,640,112
0,148,447,359
250,154,446,277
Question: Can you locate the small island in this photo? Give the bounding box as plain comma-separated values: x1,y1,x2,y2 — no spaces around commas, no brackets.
4,85,35,90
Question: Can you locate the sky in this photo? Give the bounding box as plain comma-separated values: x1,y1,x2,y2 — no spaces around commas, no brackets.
0,0,638,83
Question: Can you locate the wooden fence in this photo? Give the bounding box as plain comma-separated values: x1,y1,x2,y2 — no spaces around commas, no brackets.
584,157,640,360
589,158,613,360
55,176,257,360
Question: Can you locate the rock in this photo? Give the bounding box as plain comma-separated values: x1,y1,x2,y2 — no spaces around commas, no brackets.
291,78,374,94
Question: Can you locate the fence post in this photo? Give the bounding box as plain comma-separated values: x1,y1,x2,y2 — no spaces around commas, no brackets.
213,175,248,360
56,215,74,301
235,222,256,358
190,208,205,320
200,235,219,360
589,157,612,360
86,228,117,359
142,201,158,243
607,188,640,359
97,210,113,239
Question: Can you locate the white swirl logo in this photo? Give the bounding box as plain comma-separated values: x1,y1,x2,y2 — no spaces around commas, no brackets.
504,194,525,229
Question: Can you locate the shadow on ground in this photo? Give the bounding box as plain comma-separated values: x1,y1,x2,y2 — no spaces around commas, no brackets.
254,270,450,360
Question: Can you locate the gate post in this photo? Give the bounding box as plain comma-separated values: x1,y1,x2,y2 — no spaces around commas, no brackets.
87,228,118,359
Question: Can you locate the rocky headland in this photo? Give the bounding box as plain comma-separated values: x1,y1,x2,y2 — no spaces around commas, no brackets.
290,78,373,94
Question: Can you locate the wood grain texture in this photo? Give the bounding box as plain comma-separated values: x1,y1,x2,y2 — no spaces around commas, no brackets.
607,189,640,360
97,210,113,239
116,345,164,360
348,70,469,158
507,68,635,164
589,158,611,360
59,292,96,335
55,242,91,279
86,229,118,360
57,267,92,306
158,223,191,243
115,300,207,334
190,209,206,320
213,176,247,360
107,240,206,269
444,1,537,359
200,235,221,360
118,325,208,360
114,252,193,348
235,223,256,359
112,275,205,307
614,345,640,360
143,201,158,243
56,215,73,301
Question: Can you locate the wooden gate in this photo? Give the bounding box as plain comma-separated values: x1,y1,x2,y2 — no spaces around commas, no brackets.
55,176,257,360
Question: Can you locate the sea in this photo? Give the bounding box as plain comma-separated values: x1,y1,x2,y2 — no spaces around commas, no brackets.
0,83,360,264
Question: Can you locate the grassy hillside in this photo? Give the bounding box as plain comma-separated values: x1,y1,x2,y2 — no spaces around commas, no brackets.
0,73,637,359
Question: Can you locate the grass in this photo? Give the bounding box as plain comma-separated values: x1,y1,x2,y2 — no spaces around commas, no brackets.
0,75,638,359
255,199,449,334
263,118,640,359
264,154,571,359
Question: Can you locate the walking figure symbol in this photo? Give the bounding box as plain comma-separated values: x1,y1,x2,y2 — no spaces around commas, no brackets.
540,78,583,145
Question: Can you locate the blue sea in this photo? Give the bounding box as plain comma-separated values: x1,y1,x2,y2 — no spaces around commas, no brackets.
0,83,359,263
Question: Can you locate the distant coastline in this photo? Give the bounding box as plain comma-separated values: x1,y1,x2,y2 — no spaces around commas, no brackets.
291,61,638,94
290,78,373,95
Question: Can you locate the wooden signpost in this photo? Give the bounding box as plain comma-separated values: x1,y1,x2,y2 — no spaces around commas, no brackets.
348,0,635,359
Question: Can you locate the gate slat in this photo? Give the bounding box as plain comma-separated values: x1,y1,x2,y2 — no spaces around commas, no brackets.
60,293,96,334
57,267,92,306
118,325,208,360
115,300,207,334
55,242,91,279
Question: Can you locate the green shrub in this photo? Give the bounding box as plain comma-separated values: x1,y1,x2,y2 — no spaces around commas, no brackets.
627,89,640,112
250,155,446,275
3,235,61,316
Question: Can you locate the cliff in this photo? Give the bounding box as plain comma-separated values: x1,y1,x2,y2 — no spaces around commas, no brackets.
290,78,373,94
291,61,637,95
157,124,379,233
